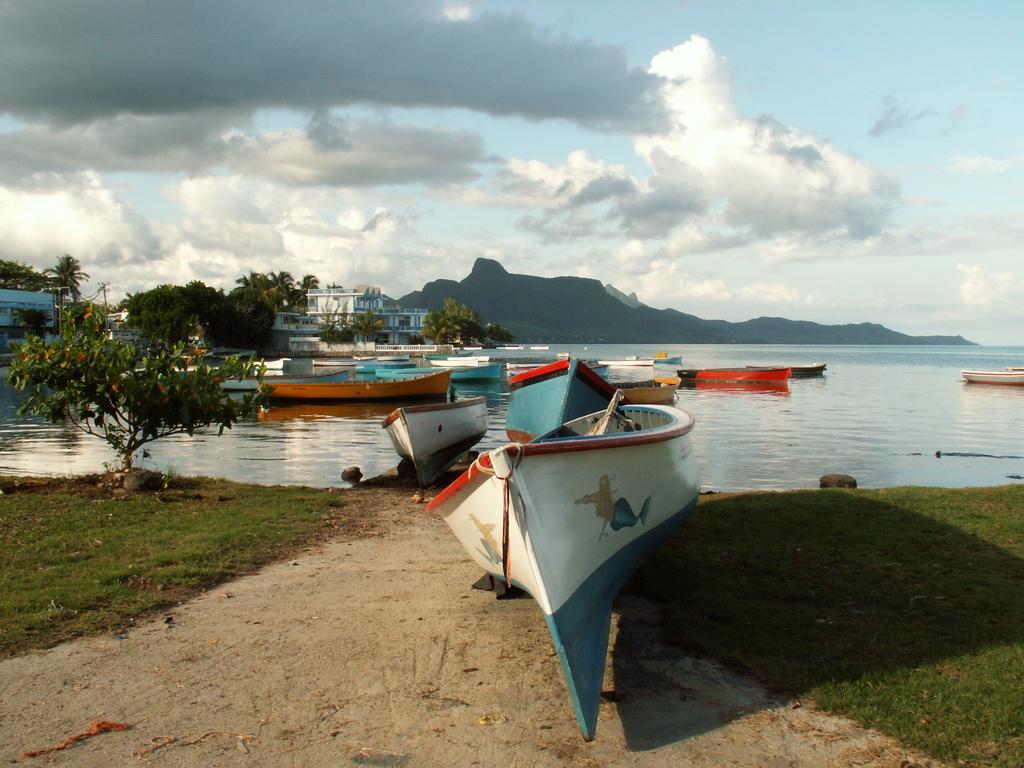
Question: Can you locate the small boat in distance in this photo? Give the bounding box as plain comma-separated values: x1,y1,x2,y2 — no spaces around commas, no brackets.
596,356,654,367
355,361,416,373
499,344,524,350
312,358,359,367
266,370,452,401
382,397,489,486
678,367,791,383
530,345,550,350
962,370,1024,386
747,362,826,377
220,368,350,392
428,401,699,740
429,356,491,367
653,353,683,365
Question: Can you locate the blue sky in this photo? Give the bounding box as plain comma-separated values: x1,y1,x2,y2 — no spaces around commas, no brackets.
0,0,1020,343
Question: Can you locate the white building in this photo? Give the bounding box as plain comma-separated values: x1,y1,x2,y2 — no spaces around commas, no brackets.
305,285,428,346
0,288,55,348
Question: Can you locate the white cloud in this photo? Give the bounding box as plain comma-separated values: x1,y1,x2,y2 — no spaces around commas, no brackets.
634,36,898,244
947,152,1024,176
957,263,1016,308
0,172,160,275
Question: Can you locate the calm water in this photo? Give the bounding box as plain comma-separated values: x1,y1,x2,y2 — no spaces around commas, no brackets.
2,344,1023,491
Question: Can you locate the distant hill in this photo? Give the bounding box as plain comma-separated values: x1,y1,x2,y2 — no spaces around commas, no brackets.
399,258,976,345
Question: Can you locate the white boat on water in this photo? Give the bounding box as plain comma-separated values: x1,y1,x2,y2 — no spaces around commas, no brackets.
382,397,489,487
312,358,359,367
220,368,349,391
429,356,491,368
530,345,549,350
499,345,524,350
428,399,699,740
596,355,653,367
263,357,290,370
963,370,1024,385
505,362,545,373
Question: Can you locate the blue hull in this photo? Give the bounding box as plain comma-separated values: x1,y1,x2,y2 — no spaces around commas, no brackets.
505,360,618,442
544,496,698,740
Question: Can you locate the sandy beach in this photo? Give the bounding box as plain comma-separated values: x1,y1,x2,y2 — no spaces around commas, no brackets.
0,483,942,767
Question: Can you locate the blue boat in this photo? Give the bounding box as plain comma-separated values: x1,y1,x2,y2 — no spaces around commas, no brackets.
505,359,618,442
375,363,502,382
355,361,417,373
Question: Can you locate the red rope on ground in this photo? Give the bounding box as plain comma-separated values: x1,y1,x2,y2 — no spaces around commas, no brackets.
20,720,130,759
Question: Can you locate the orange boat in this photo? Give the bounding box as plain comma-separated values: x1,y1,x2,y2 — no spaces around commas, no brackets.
267,370,452,401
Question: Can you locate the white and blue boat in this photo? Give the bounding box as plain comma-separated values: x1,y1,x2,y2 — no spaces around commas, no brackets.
428,401,699,740
505,359,617,442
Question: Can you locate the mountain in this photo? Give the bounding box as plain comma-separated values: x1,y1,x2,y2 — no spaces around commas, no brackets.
604,284,642,308
399,258,976,345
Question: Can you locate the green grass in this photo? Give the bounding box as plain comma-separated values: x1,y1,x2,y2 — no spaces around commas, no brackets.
0,477,357,657
633,486,1024,767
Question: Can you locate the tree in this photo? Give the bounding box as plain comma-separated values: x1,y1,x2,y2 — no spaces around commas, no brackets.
13,308,52,337
484,322,514,344
9,306,265,470
318,308,354,344
46,254,89,301
351,310,382,343
0,260,52,292
126,284,211,346
296,274,319,313
422,299,485,345
210,288,275,348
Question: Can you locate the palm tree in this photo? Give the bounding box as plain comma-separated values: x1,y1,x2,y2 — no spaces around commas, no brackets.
295,274,320,314
46,254,89,301
351,310,382,344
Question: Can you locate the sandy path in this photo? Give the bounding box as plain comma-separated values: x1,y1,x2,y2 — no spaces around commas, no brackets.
1,487,941,767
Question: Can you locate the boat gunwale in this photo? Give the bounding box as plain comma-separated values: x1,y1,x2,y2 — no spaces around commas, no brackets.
426,405,694,510
381,396,487,429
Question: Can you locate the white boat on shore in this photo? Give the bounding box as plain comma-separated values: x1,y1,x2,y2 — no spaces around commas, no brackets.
962,370,1024,385
428,400,699,740
382,397,489,487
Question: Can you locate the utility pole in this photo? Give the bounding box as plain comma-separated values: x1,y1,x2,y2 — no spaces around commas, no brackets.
100,282,109,314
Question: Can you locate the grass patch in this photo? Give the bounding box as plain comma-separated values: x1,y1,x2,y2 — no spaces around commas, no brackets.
0,476,363,658
633,486,1024,767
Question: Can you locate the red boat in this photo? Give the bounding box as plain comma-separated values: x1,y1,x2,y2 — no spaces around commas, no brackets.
677,366,791,383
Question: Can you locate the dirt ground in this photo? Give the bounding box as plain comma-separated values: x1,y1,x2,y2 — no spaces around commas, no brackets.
0,482,944,767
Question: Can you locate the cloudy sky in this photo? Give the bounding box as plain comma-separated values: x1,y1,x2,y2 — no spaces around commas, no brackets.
1,1,1021,343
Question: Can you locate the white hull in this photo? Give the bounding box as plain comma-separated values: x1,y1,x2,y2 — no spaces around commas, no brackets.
383,398,489,486
963,370,1024,385
429,356,490,368
263,357,290,370
596,358,654,367
312,359,358,367
429,404,698,739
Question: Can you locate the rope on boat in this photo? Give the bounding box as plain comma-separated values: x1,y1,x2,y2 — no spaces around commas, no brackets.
473,444,523,587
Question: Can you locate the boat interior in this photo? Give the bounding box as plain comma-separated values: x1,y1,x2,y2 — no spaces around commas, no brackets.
541,401,675,441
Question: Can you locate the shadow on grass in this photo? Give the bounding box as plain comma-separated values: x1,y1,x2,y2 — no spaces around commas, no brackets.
611,488,1024,752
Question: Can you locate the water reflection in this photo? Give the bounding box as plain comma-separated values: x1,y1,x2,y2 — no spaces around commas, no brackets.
2,346,1023,490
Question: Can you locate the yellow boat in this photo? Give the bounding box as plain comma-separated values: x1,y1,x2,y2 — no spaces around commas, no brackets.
617,375,680,405
267,370,452,401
